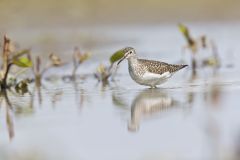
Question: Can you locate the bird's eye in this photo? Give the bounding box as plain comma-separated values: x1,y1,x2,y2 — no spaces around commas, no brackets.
129,51,132,54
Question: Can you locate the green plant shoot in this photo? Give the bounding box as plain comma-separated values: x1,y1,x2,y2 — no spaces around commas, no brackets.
178,23,194,46
110,49,125,64
12,57,32,67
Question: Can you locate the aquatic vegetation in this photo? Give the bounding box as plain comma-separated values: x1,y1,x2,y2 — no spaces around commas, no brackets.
94,63,112,84
49,53,63,66
31,53,65,87
178,23,209,54
72,47,91,78
94,48,125,84
178,23,198,53
0,35,34,138
0,29,225,92
178,23,221,74
0,35,32,90
0,80,41,139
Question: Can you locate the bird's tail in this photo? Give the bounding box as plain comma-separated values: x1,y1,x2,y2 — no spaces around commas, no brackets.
170,64,188,73
179,64,188,69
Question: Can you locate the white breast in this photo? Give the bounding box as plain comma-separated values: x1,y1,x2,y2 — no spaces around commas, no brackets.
141,71,172,86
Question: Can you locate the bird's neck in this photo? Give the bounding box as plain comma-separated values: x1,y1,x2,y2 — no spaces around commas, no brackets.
127,57,138,66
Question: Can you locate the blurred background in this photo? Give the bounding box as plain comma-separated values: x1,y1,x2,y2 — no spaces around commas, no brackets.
0,0,239,29
1,0,239,56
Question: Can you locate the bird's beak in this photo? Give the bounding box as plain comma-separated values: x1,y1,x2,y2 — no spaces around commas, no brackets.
117,55,126,65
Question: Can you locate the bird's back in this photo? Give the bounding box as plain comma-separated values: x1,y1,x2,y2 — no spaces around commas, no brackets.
138,59,188,75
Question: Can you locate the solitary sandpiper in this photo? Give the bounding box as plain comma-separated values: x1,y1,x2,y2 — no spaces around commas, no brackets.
117,47,188,88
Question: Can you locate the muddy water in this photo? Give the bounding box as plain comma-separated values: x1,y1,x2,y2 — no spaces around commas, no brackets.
0,24,240,160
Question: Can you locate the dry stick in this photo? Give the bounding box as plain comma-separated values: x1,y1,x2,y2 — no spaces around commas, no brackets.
1,63,13,89
2,35,10,73
2,88,12,109
6,105,14,139
72,53,79,79
191,57,197,76
34,56,42,87
2,88,14,139
37,85,42,105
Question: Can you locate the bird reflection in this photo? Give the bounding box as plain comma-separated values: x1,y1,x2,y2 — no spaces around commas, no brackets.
128,89,180,132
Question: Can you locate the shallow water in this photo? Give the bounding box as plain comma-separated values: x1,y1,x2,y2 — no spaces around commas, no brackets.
0,23,240,160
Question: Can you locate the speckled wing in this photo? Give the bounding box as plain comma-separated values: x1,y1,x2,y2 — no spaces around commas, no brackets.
138,59,187,75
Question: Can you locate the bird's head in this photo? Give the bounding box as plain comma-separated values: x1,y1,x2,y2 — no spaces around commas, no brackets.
117,47,136,65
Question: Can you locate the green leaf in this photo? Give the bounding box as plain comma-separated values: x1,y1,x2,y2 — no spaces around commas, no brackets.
12,49,30,60
178,23,189,37
178,23,194,46
13,57,32,67
110,50,125,64
79,53,91,63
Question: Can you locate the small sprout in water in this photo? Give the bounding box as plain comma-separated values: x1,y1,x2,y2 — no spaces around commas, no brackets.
75,52,91,64
31,53,65,87
72,47,91,78
95,47,124,83
94,64,111,83
97,64,106,74
49,53,62,66
94,48,127,83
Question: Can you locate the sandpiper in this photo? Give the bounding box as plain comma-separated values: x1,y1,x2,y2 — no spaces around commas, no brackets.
117,47,188,88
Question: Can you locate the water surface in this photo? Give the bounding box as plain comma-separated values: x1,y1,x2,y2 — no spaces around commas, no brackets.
0,24,240,160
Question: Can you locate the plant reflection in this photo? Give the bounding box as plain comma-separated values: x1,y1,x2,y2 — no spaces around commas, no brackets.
128,89,182,132
0,89,33,140
71,80,88,110
1,90,14,139
0,83,68,140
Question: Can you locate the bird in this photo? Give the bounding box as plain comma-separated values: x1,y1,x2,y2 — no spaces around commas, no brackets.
117,47,188,88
